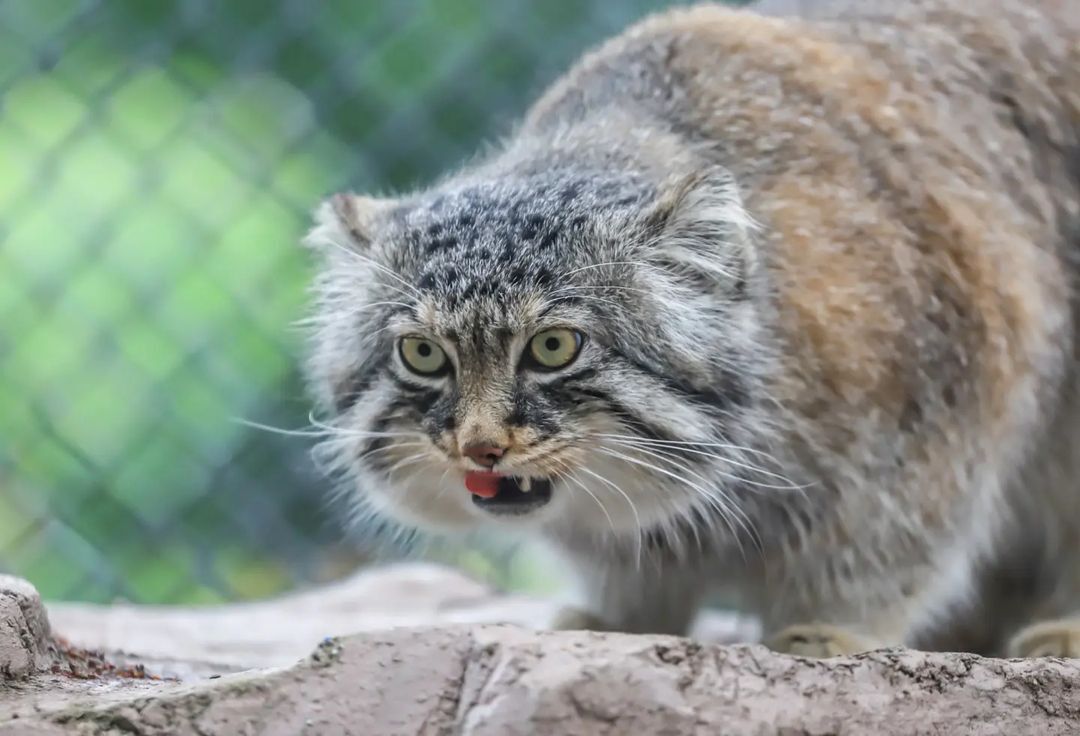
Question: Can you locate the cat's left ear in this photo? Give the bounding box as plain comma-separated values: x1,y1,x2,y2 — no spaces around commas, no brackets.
303,192,394,254
642,166,759,295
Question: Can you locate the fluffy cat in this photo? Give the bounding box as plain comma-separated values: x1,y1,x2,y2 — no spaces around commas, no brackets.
299,0,1079,656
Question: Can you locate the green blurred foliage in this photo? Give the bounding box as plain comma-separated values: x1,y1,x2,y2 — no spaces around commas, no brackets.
0,0,744,604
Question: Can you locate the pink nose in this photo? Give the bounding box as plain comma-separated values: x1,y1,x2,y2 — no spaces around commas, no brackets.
462,444,507,467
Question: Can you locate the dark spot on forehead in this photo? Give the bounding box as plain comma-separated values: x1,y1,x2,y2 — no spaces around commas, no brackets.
498,240,515,264
425,235,458,254
538,230,560,250
521,213,544,241
505,264,554,288
458,283,477,303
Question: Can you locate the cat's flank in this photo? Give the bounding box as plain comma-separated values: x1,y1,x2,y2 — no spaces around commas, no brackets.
300,0,1079,657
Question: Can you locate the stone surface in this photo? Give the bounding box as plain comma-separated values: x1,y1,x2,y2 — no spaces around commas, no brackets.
2,570,1080,734
0,575,55,680
3,623,1080,735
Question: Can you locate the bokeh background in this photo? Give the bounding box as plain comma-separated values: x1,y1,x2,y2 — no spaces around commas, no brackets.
1,0,748,605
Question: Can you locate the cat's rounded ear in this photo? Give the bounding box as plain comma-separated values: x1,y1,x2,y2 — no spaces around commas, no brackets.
642,166,759,295
303,192,394,253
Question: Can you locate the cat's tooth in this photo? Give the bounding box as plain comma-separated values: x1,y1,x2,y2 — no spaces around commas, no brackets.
520,477,532,493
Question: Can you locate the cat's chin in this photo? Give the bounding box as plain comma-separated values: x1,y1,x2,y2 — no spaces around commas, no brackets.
469,476,554,516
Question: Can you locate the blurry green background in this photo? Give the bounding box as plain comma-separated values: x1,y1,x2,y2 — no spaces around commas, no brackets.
0,0,746,605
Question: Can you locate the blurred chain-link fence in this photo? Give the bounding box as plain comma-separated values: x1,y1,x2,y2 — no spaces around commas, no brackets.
0,0,751,605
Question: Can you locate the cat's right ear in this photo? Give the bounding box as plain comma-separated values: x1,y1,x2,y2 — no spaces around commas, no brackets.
302,192,391,253
640,166,759,296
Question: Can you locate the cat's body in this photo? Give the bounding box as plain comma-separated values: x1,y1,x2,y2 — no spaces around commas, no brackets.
301,0,1079,657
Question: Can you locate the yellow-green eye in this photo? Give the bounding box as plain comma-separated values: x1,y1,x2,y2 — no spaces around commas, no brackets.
527,328,583,370
399,337,448,375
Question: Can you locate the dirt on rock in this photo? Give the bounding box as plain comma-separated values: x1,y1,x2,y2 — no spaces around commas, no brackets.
48,637,170,683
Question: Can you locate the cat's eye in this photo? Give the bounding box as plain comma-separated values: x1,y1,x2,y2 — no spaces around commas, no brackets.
398,337,448,375
526,328,583,370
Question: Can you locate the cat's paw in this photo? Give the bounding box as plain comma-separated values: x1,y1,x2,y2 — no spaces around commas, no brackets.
549,606,614,632
1007,619,1080,658
765,623,876,657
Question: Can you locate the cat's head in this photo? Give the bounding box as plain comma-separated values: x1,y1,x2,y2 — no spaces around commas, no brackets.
300,165,776,545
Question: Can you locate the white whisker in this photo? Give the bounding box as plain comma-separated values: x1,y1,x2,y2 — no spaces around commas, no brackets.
306,412,427,440
235,415,427,443
432,465,457,503
592,433,785,464
554,284,652,296
548,293,624,311
551,462,617,536
385,451,434,482
321,240,423,300
563,259,676,278
291,300,415,328
599,436,807,492
572,463,644,566
232,417,336,437
593,444,760,558
358,441,429,463
598,439,762,545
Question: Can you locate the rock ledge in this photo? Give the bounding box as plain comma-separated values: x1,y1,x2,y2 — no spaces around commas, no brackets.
3,573,1080,735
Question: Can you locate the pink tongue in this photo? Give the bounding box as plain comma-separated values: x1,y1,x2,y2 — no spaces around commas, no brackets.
464,471,502,498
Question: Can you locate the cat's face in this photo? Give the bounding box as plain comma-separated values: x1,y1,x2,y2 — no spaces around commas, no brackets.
302,170,772,545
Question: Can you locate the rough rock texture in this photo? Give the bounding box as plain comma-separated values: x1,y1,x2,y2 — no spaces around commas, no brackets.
4,625,1080,735
0,575,56,680
3,571,1080,735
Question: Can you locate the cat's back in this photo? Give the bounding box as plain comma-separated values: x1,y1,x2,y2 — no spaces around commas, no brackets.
523,0,1078,243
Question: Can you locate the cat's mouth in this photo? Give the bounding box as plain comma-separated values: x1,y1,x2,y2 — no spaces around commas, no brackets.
464,471,553,515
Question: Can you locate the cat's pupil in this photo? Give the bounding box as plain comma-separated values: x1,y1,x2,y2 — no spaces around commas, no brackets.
545,336,561,352
418,343,432,357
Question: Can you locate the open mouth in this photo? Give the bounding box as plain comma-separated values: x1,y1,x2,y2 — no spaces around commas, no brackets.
464,472,553,515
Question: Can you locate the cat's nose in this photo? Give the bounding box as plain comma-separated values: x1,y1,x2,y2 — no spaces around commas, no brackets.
462,443,507,468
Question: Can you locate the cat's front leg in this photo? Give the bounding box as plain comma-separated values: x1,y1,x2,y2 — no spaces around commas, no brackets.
550,559,706,637
758,584,914,657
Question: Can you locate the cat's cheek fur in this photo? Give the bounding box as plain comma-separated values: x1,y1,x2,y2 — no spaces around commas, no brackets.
358,467,481,532
559,454,693,535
